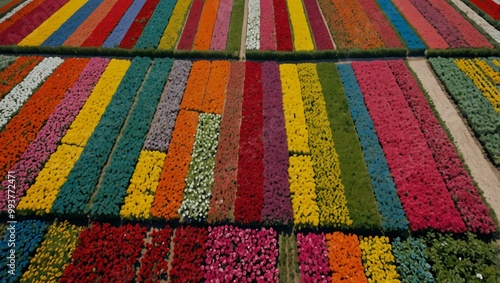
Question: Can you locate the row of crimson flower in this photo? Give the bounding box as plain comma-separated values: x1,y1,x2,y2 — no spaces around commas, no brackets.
388,60,495,234
351,61,466,233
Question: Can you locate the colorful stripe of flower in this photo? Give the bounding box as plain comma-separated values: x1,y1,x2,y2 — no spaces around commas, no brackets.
136,227,173,282
286,0,314,50
210,0,233,50
245,0,260,50
202,60,230,114
117,0,158,48
0,0,41,33
297,232,331,282
134,0,177,48
325,232,367,282
193,0,221,50
180,60,211,112
359,236,401,282
158,0,193,49
176,0,204,50
102,0,147,48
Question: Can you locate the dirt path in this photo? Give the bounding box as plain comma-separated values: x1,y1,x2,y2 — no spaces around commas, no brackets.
408,59,500,220
239,0,248,60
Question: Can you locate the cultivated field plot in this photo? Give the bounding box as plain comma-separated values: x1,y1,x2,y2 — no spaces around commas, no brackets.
0,0,497,55
0,55,498,282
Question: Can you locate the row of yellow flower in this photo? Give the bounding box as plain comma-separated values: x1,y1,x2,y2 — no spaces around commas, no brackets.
280,64,310,154
359,236,401,283
120,150,166,219
20,221,84,283
158,0,193,49
474,59,500,84
297,63,352,227
455,59,500,112
286,0,314,51
17,60,129,214
288,155,320,228
19,0,88,46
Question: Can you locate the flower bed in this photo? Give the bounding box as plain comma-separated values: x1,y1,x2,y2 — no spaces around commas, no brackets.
325,232,367,282
286,0,314,50
134,0,176,48
169,226,208,282
179,113,221,222
358,0,404,48
0,56,42,99
273,0,293,51
101,0,146,48
211,0,233,50
297,63,351,228
60,223,146,282
352,61,466,232
203,226,279,282
208,62,245,223
0,58,108,213
202,61,231,114
117,0,158,48
180,60,211,112
261,62,293,225
389,60,495,234
297,232,331,282
20,221,84,283
234,62,264,224
245,0,260,50
176,0,204,50
336,64,407,232
359,236,400,282
392,236,434,283
136,227,173,282
193,0,221,50
158,0,193,49
259,0,276,50
303,0,333,50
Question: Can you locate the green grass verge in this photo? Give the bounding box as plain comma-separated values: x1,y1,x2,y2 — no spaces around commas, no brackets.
316,62,382,231
427,48,500,58
226,0,244,54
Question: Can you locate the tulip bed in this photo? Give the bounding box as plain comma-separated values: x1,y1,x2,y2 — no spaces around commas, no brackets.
429,57,500,167
0,55,499,281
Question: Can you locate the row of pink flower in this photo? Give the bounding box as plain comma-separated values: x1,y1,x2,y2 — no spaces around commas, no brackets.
211,0,234,50
260,0,276,50
203,225,279,282
0,58,109,212
297,232,331,283
387,60,495,234
352,61,466,233
261,62,294,225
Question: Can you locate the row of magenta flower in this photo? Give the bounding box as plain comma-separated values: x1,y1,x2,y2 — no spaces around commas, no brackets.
2,219,497,283
0,55,495,234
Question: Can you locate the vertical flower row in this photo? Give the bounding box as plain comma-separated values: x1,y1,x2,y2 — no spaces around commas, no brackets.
180,60,211,112
169,226,208,282
203,226,279,282
90,58,172,219
0,56,43,99
60,223,146,282
0,58,109,213
261,62,293,225
336,64,407,232
359,236,400,282
392,237,434,282
17,59,129,215
286,0,314,50
208,62,245,223
20,221,84,283
234,62,264,224
325,232,367,282
135,0,176,49
179,113,221,222
113,0,156,48
158,0,192,49
297,63,352,228
136,227,173,282
245,0,260,50
296,232,331,282
49,57,150,217
0,220,47,283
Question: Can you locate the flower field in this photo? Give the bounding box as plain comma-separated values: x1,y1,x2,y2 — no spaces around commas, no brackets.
0,52,499,281
0,0,497,56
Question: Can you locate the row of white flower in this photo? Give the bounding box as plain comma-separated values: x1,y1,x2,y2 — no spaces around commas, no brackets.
0,0,34,24
245,0,260,50
0,57,64,129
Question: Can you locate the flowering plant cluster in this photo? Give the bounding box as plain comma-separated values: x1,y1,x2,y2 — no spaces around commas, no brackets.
180,60,211,112
20,221,84,283
136,227,173,282
359,236,400,283
135,0,176,48
392,236,434,283
0,56,63,130
179,113,221,222
151,110,198,220
286,0,314,50
430,57,500,167
245,0,260,50
176,0,204,50
210,0,233,50
336,64,408,232
261,62,293,225
234,62,264,224
202,61,231,114
158,0,191,49
352,61,466,233
325,232,367,282
303,0,333,50
50,57,149,217
60,223,146,283
389,60,495,234
357,0,403,48
170,226,208,282
297,232,331,282
203,226,279,282
0,220,46,283
0,58,87,194
0,58,108,213
273,0,293,51
475,59,500,84
0,56,42,100
297,63,351,228
279,64,310,154
91,58,172,219
115,0,157,48
259,0,275,50
193,0,220,50
208,62,244,223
